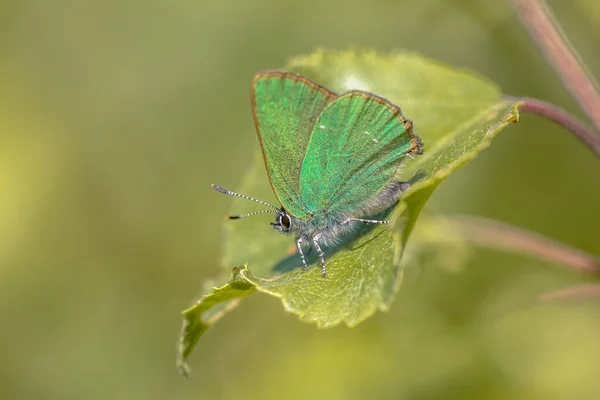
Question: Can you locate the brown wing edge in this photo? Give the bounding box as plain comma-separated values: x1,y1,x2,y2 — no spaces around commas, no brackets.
334,89,424,156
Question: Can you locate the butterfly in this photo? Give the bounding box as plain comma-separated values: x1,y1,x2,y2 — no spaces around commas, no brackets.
213,71,423,277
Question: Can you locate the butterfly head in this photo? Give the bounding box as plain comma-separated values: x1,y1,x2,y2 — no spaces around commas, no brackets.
271,208,292,233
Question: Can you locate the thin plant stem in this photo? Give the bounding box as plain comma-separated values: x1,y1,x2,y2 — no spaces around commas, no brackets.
448,215,600,275
511,0,600,133
538,283,600,302
510,96,600,158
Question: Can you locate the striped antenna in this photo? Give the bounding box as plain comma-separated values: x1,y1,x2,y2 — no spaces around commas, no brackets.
227,209,278,220
212,184,281,221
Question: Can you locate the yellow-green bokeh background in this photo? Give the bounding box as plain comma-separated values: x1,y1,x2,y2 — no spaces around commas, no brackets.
1,0,599,399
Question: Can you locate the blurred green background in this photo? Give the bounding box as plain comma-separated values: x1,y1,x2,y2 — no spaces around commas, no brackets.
1,0,599,399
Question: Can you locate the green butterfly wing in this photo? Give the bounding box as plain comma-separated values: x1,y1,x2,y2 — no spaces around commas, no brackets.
299,91,422,215
251,72,336,218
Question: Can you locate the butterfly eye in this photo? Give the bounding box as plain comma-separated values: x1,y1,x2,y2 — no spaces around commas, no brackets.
281,214,291,230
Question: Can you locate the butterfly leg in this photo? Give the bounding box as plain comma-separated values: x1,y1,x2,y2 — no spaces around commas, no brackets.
341,218,390,225
296,237,308,271
312,234,327,278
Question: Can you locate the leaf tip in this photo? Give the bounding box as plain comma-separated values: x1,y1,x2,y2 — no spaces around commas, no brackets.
176,359,193,379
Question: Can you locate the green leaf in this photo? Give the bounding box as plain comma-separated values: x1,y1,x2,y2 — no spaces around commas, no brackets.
177,48,521,374
177,267,255,377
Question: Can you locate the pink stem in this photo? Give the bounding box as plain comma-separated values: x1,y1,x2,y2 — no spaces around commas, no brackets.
512,0,600,133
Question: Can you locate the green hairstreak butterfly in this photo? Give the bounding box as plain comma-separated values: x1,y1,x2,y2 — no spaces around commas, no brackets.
213,71,423,277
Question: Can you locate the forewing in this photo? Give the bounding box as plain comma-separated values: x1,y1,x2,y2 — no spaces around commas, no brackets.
299,91,422,215
252,72,336,218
